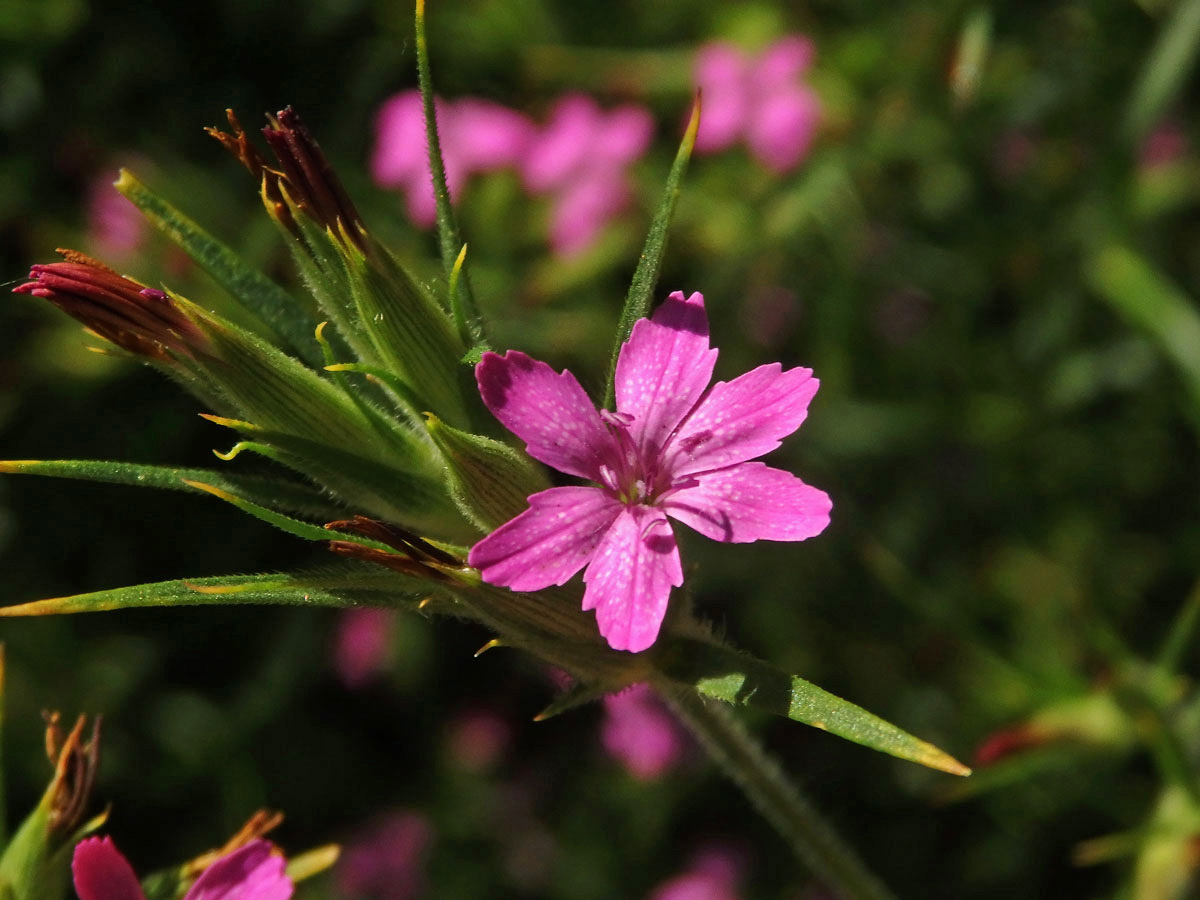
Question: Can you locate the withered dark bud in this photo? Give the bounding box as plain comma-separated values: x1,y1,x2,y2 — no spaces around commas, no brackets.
325,515,462,580
208,107,366,252
182,809,284,879
13,250,209,360
43,711,101,837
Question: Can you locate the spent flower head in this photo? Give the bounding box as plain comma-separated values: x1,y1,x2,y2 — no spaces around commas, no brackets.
468,290,831,652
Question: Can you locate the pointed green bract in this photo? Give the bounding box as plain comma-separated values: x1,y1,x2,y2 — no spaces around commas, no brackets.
0,459,343,519
604,94,701,408
0,571,429,617
654,637,970,775
424,413,550,532
114,169,322,365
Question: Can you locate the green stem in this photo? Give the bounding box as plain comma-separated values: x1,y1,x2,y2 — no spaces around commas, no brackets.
659,685,899,900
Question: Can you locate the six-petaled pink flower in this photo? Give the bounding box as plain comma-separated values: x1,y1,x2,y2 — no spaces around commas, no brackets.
694,36,821,173
467,290,831,652
521,94,654,256
73,836,292,900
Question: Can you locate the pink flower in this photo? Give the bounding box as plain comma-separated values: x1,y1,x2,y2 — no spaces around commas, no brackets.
648,848,744,900
332,607,395,688
86,171,144,260
601,683,686,779
694,37,821,172
337,812,432,900
521,94,653,256
371,90,533,226
467,290,831,652
73,837,291,900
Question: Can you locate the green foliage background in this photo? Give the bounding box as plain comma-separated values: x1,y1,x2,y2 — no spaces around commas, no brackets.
2,0,1200,897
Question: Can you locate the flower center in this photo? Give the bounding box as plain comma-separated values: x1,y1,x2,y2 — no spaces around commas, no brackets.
598,409,663,506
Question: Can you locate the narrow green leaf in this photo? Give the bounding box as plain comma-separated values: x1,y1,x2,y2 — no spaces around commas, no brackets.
604,94,701,408
181,480,390,548
115,169,321,365
654,638,970,775
0,571,427,618
1087,244,1200,410
1123,0,1200,143
0,458,343,520
415,0,484,344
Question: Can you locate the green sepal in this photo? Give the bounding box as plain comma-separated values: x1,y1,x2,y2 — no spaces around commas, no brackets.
114,169,322,366
0,778,106,900
205,418,464,538
0,458,343,520
177,298,423,466
604,93,701,408
424,414,549,532
651,637,971,775
339,241,470,426
0,569,434,618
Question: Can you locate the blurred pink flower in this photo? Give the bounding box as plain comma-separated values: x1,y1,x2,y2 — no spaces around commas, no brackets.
333,608,395,688
648,847,744,900
601,684,687,779
73,837,291,900
371,90,533,226
1139,120,1188,169
337,811,432,900
694,36,820,172
86,171,144,260
445,707,512,772
521,94,654,255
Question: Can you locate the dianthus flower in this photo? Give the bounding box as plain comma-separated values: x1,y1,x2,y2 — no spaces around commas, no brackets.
520,94,653,256
468,290,831,652
371,89,533,226
694,36,821,173
73,837,291,900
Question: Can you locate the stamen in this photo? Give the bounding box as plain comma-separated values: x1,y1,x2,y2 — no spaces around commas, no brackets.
600,409,634,428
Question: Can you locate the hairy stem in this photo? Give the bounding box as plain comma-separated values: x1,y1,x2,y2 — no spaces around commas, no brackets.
659,685,899,900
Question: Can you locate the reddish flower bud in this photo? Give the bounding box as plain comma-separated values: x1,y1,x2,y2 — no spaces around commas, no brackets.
14,250,208,360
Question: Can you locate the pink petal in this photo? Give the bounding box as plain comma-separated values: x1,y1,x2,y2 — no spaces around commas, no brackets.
592,104,654,165
371,91,429,187
333,607,395,688
184,840,292,900
746,85,820,173
469,486,622,591
615,290,717,458
449,99,535,172
663,462,831,543
521,94,599,192
548,169,631,256
475,350,619,480
663,363,819,479
693,43,749,152
601,684,685,779
582,506,682,652
754,35,816,84
337,812,432,900
73,837,148,900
